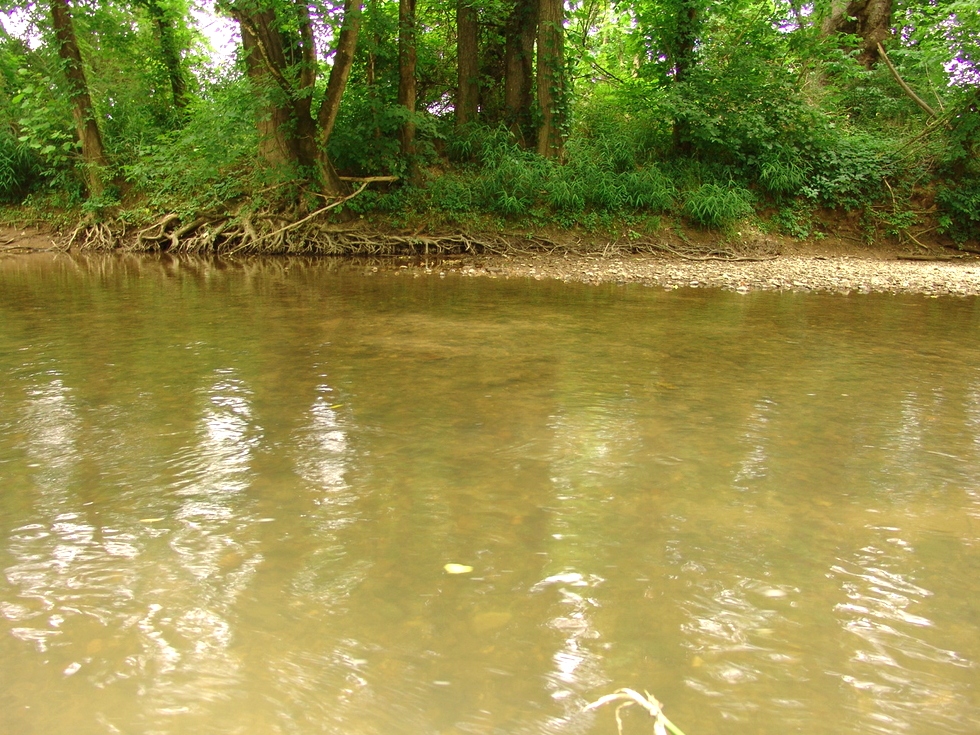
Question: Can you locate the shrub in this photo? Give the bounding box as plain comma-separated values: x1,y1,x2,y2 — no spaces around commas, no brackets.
683,182,754,228
936,178,980,244
0,130,42,203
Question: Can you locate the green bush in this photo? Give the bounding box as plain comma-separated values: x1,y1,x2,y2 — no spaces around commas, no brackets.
0,130,42,203
122,75,256,215
800,134,896,208
683,182,754,228
936,178,980,243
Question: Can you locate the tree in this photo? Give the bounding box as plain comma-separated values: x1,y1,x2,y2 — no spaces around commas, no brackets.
141,0,190,113
226,0,363,198
456,0,478,126
48,0,108,196
504,0,537,146
822,0,893,68
536,0,565,157
397,0,417,158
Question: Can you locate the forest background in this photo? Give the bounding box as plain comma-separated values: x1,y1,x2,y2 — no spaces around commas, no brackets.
0,0,978,253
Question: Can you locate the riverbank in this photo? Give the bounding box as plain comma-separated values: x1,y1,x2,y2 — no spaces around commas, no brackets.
414,248,980,296
3,223,980,296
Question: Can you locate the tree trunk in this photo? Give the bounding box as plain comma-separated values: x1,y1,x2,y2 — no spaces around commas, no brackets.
670,0,699,154
145,0,188,113
49,0,107,197
317,0,363,193
397,0,418,159
823,0,893,68
237,9,298,171
456,0,479,127
535,0,564,158
233,1,357,199
504,0,537,147
479,32,506,124
671,0,698,84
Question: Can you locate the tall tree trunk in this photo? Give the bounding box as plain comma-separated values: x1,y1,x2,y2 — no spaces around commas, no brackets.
456,0,479,127
317,0,363,193
233,1,356,199
49,0,107,196
670,0,699,155
397,0,417,160
504,0,537,147
237,9,297,171
671,0,698,84
822,0,893,68
535,0,564,158
479,32,506,124
145,0,188,113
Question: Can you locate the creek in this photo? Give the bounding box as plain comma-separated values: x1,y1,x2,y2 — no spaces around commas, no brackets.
1,254,979,735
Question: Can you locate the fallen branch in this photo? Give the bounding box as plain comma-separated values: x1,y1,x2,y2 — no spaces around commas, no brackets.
651,241,778,262
257,181,370,242
877,43,937,118
584,689,688,735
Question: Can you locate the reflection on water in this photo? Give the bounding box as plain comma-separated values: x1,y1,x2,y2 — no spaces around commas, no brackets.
1,254,980,735
832,538,973,735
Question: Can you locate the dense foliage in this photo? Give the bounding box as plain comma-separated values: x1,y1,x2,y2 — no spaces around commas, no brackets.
0,0,978,243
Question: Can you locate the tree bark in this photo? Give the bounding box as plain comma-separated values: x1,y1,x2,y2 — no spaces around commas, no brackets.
234,3,354,198
535,0,564,158
318,0,363,146
823,0,893,68
397,0,418,159
504,0,537,147
456,0,479,126
49,0,107,196
237,8,298,170
317,0,362,193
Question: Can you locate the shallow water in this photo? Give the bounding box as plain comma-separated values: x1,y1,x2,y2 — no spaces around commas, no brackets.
1,253,979,735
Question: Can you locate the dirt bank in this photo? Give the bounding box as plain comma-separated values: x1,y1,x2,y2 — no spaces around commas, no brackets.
4,224,980,296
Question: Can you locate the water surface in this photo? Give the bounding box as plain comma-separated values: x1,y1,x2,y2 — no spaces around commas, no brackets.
1,253,979,735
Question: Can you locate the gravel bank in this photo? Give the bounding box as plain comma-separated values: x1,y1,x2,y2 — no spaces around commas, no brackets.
406,252,980,296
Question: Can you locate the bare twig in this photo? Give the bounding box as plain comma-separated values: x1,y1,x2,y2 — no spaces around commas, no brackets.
584,689,687,735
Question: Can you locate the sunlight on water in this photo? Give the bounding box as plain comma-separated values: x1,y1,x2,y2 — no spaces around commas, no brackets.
1,253,979,735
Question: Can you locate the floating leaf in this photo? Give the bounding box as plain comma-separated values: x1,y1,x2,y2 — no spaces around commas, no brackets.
444,563,473,574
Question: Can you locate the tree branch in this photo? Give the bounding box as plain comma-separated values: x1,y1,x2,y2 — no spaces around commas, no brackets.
236,13,294,96
877,43,937,118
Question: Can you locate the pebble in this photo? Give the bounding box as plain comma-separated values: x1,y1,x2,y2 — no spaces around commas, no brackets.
401,253,980,296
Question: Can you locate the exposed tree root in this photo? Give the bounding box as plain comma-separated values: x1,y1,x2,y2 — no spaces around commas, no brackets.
65,209,590,257
65,211,782,261
61,176,778,261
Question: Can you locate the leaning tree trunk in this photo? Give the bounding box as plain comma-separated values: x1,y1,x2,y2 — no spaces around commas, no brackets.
317,0,363,193
49,0,107,197
397,0,418,160
822,0,893,68
456,0,479,127
233,1,359,200
536,0,565,158
504,0,537,147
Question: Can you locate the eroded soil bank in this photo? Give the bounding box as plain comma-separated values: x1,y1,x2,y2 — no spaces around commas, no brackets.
4,223,980,296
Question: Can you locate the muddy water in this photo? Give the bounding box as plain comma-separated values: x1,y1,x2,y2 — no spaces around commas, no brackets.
1,253,979,735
